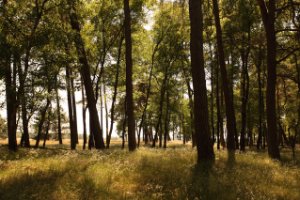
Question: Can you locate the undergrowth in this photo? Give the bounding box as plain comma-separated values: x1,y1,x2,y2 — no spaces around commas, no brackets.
0,143,299,200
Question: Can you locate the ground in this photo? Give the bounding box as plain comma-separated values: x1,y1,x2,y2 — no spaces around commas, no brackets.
0,139,300,200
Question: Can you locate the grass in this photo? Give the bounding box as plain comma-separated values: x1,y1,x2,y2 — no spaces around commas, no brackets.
0,140,300,200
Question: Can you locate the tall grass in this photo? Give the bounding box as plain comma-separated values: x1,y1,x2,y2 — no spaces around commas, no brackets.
0,143,299,200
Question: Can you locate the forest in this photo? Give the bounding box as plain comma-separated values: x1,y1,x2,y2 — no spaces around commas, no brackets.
0,0,300,199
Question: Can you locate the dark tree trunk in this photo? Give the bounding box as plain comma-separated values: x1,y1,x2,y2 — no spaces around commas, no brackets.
81,78,87,150
35,97,51,148
152,66,168,148
239,34,250,151
70,68,79,144
107,37,123,148
138,39,162,144
183,63,195,147
100,85,104,142
257,0,280,159
163,89,170,148
215,49,221,150
55,79,63,145
122,98,127,149
212,0,237,151
2,1,17,151
189,0,214,160
123,0,136,151
18,54,30,148
256,48,264,149
66,59,77,150
68,1,105,149
104,85,109,145
43,109,51,148
5,56,17,151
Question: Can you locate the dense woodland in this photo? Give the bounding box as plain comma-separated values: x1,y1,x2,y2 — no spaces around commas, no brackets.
0,0,300,163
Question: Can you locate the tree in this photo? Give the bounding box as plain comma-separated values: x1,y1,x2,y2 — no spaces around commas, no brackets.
212,0,238,151
68,0,105,149
189,0,214,160
257,0,280,159
123,0,137,151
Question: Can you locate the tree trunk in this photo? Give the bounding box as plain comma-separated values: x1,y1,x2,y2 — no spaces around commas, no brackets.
189,0,214,160
104,85,109,145
212,0,237,151
107,37,124,148
66,58,77,150
55,79,63,145
257,0,280,159
18,54,30,148
81,78,87,150
152,66,168,148
123,0,136,151
70,68,79,144
138,38,162,143
163,89,170,148
43,109,51,148
68,1,105,149
122,98,127,149
215,49,221,150
239,34,250,151
35,97,51,148
2,0,17,151
256,48,264,149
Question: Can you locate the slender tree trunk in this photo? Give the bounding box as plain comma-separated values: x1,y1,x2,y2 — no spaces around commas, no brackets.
220,86,226,148
81,78,87,150
35,96,51,148
68,1,105,149
43,109,51,148
183,63,195,147
257,0,280,159
18,54,30,148
122,98,127,149
212,0,237,151
56,79,63,145
256,50,264,149
66,59,76,150
240,35,250,151
216,50,221,150
138,39,162,141
104,85,109,144
123,0,136,151
70,68,79,144
163,90,170,148
189,0,214,160
152,66,168,147
107,37,124,148
2,0,17,151
100,85,104,142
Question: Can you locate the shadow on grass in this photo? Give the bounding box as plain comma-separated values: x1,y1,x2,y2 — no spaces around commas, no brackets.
0,159,122,200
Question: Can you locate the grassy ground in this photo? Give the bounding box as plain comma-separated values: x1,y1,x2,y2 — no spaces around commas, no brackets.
0,140,300,200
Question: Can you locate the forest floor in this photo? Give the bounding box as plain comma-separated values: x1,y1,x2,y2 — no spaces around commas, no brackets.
0,139,300,200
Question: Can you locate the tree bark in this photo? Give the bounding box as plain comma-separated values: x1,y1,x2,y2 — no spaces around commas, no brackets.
212,0,237,151
107,37,124,148
68,0,105,149
123,0,136,151
257,0,280,159
66,57,77,150
81,78,87,150
55,78,63,145
189,0,214,160
239,33,250,151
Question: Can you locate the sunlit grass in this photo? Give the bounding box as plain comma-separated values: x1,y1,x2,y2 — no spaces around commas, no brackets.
0,141,299,200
